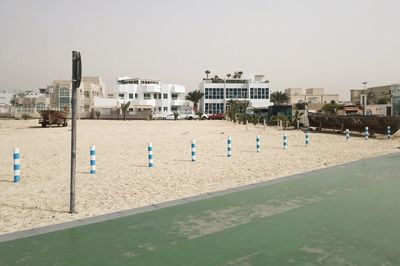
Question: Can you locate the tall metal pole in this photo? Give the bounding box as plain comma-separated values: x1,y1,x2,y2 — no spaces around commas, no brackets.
70,51,80,213
363,81,367,116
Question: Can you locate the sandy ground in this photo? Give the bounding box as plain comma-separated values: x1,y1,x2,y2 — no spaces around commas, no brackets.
0,119,399,234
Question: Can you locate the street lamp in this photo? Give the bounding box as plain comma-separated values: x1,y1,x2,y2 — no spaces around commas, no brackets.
362,81,367,116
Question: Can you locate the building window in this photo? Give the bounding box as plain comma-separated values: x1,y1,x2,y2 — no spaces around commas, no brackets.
35,103,45,112
135,93,138,99
205,88,223,99
84,91,90,98
163,93,168,99
59,87,71,111
226,88,247,99
129,93,133,99
250,88,269,99
163,107,168,112
205,103,224,114
171,106,178,111
158,107,161,112
84,105,90,112
144,93,151,100
118,93,124,99
171,94,178,100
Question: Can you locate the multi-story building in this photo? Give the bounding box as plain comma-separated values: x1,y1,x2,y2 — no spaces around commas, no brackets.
13,90,49,118
285,88,339,105
199,73,271,114
114,77,186,115
391,84,400,115
350,84,394,105
350,83,400,115
0,90,14,106
47,76,105,118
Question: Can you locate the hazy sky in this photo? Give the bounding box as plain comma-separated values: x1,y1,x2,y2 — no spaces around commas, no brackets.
1,0,399,100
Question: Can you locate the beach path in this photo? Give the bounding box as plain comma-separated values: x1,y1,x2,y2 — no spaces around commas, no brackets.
0,153,400,265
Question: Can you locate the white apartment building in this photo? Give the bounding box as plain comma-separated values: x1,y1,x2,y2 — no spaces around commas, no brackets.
199,73,271,114
114,77,186,114
0,90,14,106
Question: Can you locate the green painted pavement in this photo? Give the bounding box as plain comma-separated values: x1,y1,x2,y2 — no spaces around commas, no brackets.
1,153,400,265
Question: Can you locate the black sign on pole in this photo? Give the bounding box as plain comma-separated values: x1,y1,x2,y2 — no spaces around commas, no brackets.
70,51,81,214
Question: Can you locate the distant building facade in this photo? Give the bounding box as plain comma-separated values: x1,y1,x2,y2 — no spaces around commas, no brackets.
13,91,49,118
350,84,392,105
350,83,400,116
0,90,14,106
199,73,271,114
285,88,339,105
47,76,105,118
113,77,186,115
392,84,400,115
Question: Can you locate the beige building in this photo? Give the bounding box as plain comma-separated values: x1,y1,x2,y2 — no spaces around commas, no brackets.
47,76,105,118
285,88,339,104
14,91,50,118
350,85,392,105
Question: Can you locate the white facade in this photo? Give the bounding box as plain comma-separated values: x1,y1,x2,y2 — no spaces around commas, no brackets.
114,77,186,114
0,90,14,106
199,74,271,114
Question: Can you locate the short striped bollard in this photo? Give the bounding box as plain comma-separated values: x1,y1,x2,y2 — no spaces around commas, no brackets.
191,139,196,162
90,145,96,174
227,137,232,157
305,131,310,146
148,143,154,167
256,135,261,153
365,127,369,140
345,129,350,141
13,148,21,183
387,126,391,140
283,133,288,149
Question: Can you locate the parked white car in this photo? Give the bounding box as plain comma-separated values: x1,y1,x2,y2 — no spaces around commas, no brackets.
162,113,180,120
185,113,209,120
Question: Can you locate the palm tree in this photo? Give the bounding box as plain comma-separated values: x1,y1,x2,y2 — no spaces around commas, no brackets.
270,91,289,105
226,99,239,122
366,91,376,105
226,73,231,79
205,70,210,79
237,71,243,78
295,101,307,110
185,90,205,112
120,101,131,120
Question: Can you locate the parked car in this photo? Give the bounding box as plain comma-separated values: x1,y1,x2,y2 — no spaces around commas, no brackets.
185,114,198,120
162,113,180,120
208,113,225,120
185,113,209,120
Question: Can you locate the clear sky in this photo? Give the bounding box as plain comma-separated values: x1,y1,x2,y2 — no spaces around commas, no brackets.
1,0,399,100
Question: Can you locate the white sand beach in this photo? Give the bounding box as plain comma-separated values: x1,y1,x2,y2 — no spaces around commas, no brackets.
0,119,399,234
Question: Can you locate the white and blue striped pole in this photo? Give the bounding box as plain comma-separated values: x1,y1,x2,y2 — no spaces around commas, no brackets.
305,131,310,146
191,139,196,162
365,127,369,140
283,133,288,149
148,143,154,167
345,129,350,141
13,148,21,183
387,126,391,140
90,145,96,174
227,136,232,158
256,135,261,153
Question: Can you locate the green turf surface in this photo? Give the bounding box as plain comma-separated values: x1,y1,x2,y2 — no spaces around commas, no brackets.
1,153,400,265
